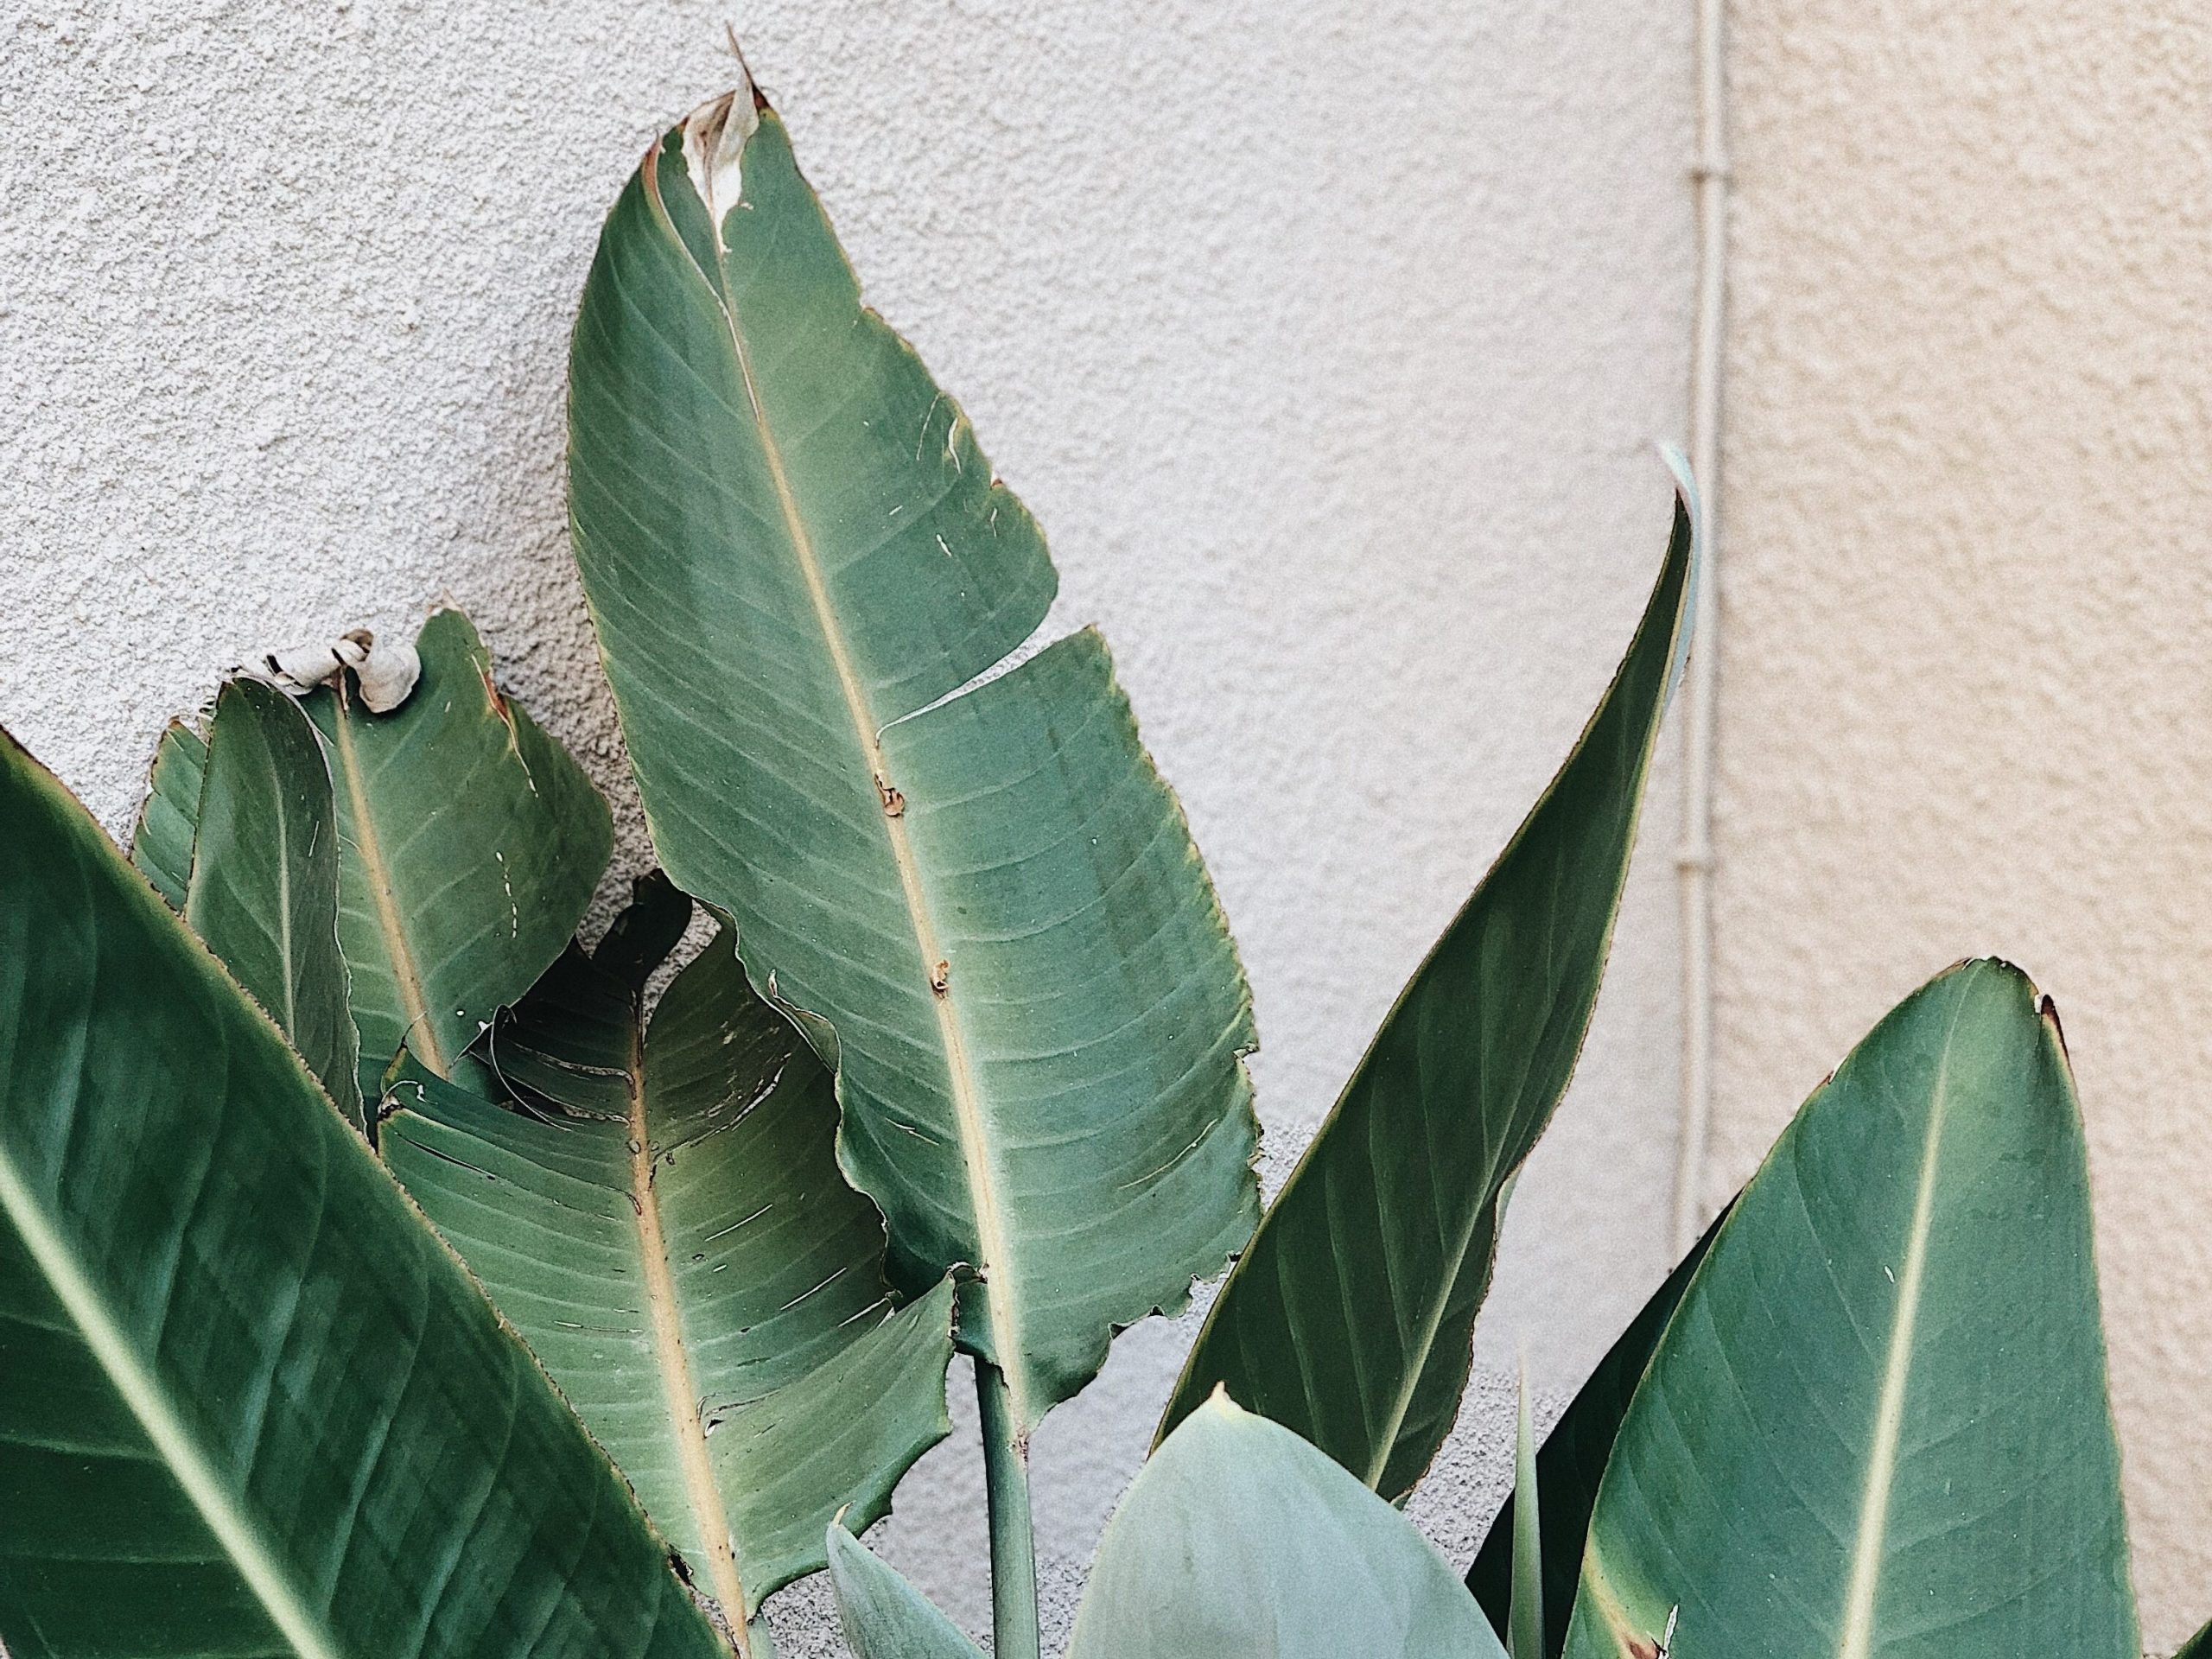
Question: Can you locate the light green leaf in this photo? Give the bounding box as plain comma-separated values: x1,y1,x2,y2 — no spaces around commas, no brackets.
567,83,1257,1430
130,714,207,911
1159,496,1694,1496
1468,1203,1730,1657
1562,961,2138,1659
0,725,725,1659
1066,1393,1506,1658
826,1526,985,1659
303,607,612,1100
1510,1365,1542,1659
381,897,955,1621
181,678,364,1129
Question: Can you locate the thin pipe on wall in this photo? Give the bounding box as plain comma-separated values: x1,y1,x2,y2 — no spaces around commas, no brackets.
1672,0,1730,1257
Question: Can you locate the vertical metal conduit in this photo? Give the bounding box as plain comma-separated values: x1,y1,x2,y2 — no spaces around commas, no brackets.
1672,0,1731,1256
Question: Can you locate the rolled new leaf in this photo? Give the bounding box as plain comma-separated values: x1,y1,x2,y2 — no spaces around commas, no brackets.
1065,1393,1507,1658
1509,1366,1542,1659
1561,961,2139,1659
382,899,956,1623
124,686,365,1128
1467,1201,1730,1656
568,79,1257,1431
130,714,206,911
0,725,723,1658
175,678,365,1128
827,1527,986,1659
302,608,612,1099
1160,489,1694,1497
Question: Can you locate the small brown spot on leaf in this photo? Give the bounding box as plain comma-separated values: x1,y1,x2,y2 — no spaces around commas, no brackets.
479,666,511,723
876,774,906,817
930,960,950,997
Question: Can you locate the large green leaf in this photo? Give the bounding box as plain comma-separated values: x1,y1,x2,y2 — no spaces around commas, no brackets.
567,82,1257,1429
1561,961,2138,1659
178,678,365,1129
1159,493,1694,1495
302,608,612,1099
0,726,725,1658
380,895,956,1622
826,1526,986,1659
1065,1393,1507,1658
1467,1203,1730,1656
130,713,207,912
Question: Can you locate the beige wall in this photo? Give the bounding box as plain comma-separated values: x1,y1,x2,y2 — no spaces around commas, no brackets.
0,3,1693,1645
1712,4,2212,1647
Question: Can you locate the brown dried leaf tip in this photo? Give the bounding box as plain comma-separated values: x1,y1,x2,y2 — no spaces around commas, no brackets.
259,626,421,714
2037,991,2071,1059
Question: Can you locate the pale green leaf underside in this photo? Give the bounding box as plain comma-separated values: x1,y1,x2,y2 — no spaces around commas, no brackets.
304,609,612,1099
568,89,1257,1429
1563,961,2138,1659
183,679,365,1129
827,1527,986,1659
1067,1395,1506,1658
130,713,207,911
1160,502,1693,1497
0,727,721,1659
382,931,954,1616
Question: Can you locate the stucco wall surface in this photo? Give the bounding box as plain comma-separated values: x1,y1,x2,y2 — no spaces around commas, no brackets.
1713,4,2212,1647
0,0,1695,1646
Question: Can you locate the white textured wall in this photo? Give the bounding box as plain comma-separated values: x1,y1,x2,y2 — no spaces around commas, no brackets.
1713,4,2212,1648
0,0,1694,1646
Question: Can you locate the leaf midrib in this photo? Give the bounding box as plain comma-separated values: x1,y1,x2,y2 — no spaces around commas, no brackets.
1363,1162,1494,1491
641,125,1027,1421
1835,994,1965,1659
325,694,446,1076
625,1016,750,1650
0,1139,344,1659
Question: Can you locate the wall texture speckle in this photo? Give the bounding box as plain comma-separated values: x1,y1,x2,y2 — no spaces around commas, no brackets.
1,0,1694,1644
1714,4,2212,1646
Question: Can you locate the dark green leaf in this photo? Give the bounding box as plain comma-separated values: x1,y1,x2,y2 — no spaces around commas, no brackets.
1467,1202,1730,1656
382,910,955,1620
567,83,1257,1431
1159,493,1694,1496
592,868,695,993
2176,1619,2211,1659
0,725,724,1658
1561,962,2138,1659
302,608,613,1100
1065,1393,1507,1658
